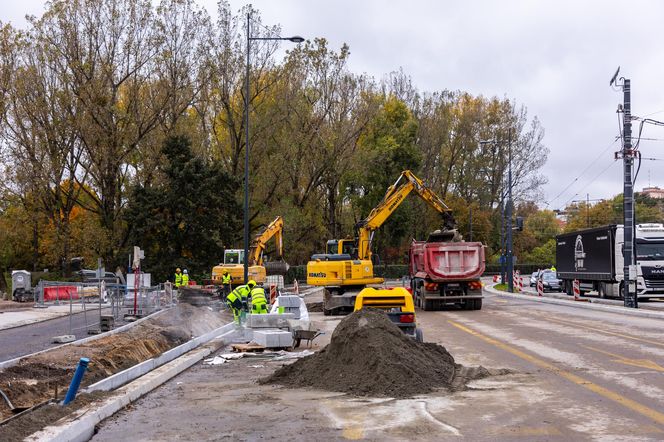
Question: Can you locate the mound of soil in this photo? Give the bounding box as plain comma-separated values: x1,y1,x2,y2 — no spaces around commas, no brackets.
262,309,483,398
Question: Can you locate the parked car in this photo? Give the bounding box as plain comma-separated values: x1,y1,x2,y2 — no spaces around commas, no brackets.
529,272,539,287
539,271,563,292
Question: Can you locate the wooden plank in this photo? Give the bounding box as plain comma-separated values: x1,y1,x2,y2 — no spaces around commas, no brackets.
231,343,266,353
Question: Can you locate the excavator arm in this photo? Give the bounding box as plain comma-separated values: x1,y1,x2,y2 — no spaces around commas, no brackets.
355,171,454,260
249,216,284,266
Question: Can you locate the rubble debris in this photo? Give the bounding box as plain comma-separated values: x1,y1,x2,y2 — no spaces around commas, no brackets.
262,309,497,398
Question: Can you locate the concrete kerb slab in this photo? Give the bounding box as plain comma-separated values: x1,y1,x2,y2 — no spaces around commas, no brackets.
486,284,664,320
83,321,244,392
28,321,247,442
0,308,171,370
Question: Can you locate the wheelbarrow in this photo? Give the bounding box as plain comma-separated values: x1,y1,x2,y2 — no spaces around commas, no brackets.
292,329,323,348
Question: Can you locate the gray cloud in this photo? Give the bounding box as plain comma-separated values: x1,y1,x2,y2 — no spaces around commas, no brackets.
5,0,664,209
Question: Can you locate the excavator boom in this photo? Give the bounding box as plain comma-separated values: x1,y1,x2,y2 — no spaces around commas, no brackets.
356,170,454,260
249,216,284,266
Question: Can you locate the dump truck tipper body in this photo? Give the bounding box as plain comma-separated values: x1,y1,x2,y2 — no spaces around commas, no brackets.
409,239,485,310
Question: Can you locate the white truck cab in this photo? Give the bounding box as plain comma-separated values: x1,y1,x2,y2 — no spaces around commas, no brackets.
614,223,664,299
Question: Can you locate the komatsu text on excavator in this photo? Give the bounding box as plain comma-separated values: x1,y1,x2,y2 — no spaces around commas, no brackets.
307,171,457,315
212,216,289,286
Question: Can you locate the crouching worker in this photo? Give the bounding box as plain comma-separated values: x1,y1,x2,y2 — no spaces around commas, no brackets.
226,280,255,323
250,285,268,314
225,289,244,324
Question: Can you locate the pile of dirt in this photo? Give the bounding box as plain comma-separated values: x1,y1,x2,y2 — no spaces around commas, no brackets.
0,303,229,422
262,309,493,398
0,391,109,441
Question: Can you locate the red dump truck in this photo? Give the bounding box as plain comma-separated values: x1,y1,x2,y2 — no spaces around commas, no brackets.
409,235,485,311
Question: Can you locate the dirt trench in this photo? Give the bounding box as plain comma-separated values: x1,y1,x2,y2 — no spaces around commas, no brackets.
0,303,230,424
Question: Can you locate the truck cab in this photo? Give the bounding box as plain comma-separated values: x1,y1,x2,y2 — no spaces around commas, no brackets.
620,224,664,299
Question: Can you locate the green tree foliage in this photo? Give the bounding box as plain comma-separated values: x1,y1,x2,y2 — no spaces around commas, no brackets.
124,136,241,281
0,0,557,277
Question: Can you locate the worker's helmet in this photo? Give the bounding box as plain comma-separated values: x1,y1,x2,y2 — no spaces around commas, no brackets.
223,270,229,275
176,268,181,273
183,269,188,274
247,280,256,288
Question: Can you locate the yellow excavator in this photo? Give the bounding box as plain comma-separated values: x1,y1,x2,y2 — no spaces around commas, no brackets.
307,170,456,315
212,216,288,286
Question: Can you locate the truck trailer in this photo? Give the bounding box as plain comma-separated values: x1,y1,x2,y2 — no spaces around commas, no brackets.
409,233,485,311
555,223,664,299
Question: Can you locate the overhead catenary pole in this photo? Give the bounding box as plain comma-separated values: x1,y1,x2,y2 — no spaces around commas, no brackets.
622,79,637,308
507,128,514,293
500,201,506,284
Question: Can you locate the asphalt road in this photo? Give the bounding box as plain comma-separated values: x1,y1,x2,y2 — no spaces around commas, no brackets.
0,307,116,362
91,290,664,441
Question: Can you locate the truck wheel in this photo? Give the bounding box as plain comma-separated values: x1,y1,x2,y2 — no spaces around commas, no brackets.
323,308,331,316
473,298,483,310
423,300,432,311
598,283,607,299
565,281,573,296
415,328,423,343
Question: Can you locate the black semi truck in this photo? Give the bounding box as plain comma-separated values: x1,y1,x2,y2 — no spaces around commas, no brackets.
555,223,664,300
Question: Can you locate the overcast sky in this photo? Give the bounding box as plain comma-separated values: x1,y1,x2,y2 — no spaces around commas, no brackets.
4,0,664,210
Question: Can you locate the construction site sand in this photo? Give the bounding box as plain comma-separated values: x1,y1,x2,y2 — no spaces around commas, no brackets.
262,309,504,398
0,303,229,426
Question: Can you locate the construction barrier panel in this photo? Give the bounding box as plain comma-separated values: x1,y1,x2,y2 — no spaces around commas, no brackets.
294,279,299,295
537,279,544,297
573,279,580,300
269,284,277,304
43,285,79,301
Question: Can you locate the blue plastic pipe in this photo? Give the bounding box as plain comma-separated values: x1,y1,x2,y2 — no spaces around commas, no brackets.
63,357,89,405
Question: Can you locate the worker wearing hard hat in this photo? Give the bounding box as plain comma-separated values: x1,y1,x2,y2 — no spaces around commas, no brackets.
250,284,268,314
181,269,190,287
221,271,232,299
174,268,183,287
226,280,256,323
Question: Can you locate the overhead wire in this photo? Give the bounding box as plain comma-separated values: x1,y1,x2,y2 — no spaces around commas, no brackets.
545,137,619,209
561,159,619,209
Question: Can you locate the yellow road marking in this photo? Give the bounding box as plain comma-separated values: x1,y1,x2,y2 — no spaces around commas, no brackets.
492,299,509,304
581,345,664,372
448,320,664,426
533,315,664,349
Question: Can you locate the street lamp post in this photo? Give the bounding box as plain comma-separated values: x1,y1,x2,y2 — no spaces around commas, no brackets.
244,12,303,284
481,129,514,291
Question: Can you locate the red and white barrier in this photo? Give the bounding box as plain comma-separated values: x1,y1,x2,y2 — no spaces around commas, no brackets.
537,279,544,297
269,284,278,304
493,275,499,283
294,279,299,295
573,279,580,300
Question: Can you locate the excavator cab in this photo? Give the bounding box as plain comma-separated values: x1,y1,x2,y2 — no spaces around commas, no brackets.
326,239,356,257
223,249,245,265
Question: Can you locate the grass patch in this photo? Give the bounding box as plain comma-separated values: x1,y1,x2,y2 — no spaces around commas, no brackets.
493,283,520,293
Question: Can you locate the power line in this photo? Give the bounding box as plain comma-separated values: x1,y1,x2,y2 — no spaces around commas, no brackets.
561,159,619,208
545,137,619,209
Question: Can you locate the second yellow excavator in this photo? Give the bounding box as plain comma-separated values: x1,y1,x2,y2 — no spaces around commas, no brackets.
212,216,288,286
307,170,457,315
